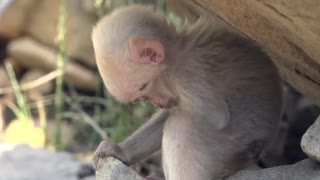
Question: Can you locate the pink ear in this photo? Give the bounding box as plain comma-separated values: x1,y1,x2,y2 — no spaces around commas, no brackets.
130,37,165,65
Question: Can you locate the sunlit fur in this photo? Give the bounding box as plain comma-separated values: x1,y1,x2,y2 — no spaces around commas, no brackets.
92,5,177,103
92,5,282,180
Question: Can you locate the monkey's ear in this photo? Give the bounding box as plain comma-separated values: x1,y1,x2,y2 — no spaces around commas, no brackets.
130,37,165,65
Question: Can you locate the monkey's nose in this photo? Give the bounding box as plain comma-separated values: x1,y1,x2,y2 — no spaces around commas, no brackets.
151,99,177,109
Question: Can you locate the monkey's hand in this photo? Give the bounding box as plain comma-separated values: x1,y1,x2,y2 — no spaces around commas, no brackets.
92,140,129,169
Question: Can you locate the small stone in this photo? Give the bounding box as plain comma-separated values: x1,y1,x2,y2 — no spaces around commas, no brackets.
301,115,320,162
96,157,143,180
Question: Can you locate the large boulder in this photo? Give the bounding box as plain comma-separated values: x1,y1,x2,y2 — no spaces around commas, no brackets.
168,0,320,106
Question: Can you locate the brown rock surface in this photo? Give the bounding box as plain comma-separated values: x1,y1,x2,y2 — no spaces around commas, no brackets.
168,0,320,105
0,66,10,89
25,0,98,67
0,0,37,38
0,0,98,67
8,38,98,91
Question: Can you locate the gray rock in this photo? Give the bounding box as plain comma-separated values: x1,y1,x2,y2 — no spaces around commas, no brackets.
96,157,143,180
0,145,82,180
95,155,320,180
301,116,320,162
227,159,320,180
82,176,95,180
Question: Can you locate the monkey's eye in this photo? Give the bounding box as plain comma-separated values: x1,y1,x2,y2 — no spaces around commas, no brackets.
138,82,149,91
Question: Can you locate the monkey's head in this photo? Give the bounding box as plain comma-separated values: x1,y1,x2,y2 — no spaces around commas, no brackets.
92,5,178,109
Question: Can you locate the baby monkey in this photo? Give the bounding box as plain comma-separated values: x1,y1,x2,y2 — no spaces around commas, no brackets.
92,5,282,180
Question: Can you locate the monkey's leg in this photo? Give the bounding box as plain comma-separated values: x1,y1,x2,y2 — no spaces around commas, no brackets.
162,113,254,180
93,110,169,168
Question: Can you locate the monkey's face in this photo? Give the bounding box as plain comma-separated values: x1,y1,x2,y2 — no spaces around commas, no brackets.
97,52,177,109
133,74,178,109
100,60,177,109
95,36,177,109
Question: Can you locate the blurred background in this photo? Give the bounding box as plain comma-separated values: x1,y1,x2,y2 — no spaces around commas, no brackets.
0,0,319,179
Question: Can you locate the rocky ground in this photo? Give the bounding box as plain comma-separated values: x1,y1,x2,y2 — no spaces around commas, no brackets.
0,145,94,180
0,0,320,179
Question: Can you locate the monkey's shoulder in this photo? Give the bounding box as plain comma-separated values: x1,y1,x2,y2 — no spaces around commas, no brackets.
179,18,264,58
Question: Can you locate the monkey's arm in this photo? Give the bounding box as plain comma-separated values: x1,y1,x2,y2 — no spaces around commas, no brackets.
93,109,169,168
119,109,169,164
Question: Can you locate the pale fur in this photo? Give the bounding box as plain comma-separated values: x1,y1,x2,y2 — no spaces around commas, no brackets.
92,5,282,180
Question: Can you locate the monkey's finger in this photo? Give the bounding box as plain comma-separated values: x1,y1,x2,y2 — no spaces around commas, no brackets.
95,140,110,152
92,148,119,170
92,149,114,170
92,154,100,170
92,141,111,169
97,146,120,158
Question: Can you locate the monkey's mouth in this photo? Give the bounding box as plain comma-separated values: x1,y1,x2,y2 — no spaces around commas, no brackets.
152,99,177,109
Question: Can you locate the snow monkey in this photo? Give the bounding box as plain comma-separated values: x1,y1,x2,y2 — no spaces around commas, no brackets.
91,5,282,180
